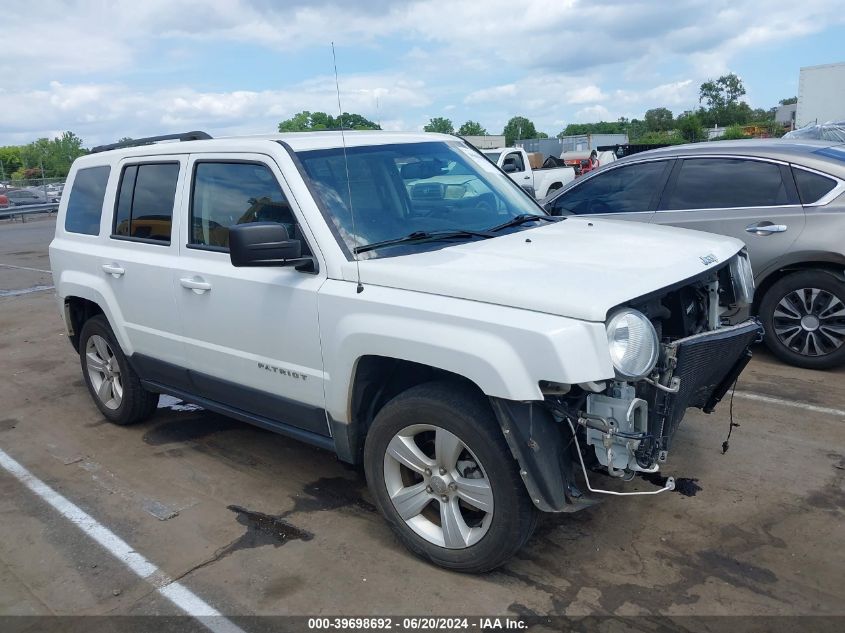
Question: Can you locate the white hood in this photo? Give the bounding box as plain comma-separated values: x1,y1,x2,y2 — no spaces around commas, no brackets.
346,217,744,322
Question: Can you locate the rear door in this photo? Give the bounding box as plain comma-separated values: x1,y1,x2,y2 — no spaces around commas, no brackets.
654,157,805,272
98,157,187,369
546,159,673,222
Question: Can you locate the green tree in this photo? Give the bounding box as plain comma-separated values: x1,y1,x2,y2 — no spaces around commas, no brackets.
698,73,752,126
779,96,797,105
457,120,487,136
630,131,686,145
424,117,454,134
17,131,87,178
644,107,674,132
558,120,627,137
278,111,313,132
720,125,751,140
676,113,706,143
277,111,380,132
0,146,23,180
502,116,538,146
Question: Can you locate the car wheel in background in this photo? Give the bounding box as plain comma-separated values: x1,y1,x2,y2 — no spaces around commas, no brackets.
364,381,538,573
79,315,159,425
759,270,845,370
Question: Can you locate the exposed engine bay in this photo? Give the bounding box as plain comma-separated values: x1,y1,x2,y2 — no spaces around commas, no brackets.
543,253,762,484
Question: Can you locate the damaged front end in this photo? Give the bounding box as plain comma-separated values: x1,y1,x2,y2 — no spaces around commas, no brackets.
492,251,763,512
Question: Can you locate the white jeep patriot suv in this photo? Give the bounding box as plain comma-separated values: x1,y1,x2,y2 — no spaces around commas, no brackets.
50,130,761,572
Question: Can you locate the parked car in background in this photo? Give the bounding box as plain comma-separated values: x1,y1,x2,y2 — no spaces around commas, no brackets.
4,188,45,206
542,139,845,369
0,192,9,209
482,147,574,199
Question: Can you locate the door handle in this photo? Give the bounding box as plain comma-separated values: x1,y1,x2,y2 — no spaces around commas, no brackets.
101,263,125,277
180,277,212,294
746,222,787,235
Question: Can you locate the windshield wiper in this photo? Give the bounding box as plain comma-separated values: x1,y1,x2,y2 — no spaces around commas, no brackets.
487,213,563,232
353,229,494,255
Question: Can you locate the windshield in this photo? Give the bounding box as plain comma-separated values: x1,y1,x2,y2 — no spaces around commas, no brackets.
296,141,544,258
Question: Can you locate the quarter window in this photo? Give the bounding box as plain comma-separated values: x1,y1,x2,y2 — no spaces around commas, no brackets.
792,167,837,204
113,163,180,243
665,158,789,210
64,166,110,235
550,160,670,215
190,162,310,254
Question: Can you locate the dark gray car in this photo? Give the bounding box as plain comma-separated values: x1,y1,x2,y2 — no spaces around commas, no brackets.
543,139,845,369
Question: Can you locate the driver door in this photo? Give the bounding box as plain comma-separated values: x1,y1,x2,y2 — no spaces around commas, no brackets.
173,153,329,436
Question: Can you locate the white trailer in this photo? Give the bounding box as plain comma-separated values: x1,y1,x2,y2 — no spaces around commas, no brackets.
797,62,845,127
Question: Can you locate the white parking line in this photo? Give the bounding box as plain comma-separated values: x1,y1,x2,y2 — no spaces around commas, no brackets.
735,391,845,418
0,263,52,274
0,284,54,297
0,447,246,633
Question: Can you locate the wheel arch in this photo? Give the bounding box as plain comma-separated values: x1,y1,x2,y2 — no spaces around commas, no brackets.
331,355,487,464
753,253,845,313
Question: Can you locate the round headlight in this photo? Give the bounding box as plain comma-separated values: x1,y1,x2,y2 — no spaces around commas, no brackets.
605,308,659,380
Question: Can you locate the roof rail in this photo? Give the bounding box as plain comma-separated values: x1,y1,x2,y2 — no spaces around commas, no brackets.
90,131,213,154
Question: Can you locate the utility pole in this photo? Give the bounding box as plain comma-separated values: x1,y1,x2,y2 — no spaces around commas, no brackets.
40,156,48,202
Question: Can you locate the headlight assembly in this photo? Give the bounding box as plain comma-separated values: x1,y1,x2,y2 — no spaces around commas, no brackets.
729,251,755,306
605,308,659,380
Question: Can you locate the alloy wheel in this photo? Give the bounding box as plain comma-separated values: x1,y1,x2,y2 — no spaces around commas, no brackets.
773,287,845,357
85,335,123,410
382,424,494,549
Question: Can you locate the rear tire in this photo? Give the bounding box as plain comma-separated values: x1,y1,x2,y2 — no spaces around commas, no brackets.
758,270,845,370
364,381,538,572
79,315,159,425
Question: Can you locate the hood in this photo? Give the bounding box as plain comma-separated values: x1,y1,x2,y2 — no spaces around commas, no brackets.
345,217,744,322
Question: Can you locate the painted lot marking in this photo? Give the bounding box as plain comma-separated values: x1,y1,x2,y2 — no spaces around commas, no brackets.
0,447,246,633
735,390,845,418
0,284,54,297
0,263,52,274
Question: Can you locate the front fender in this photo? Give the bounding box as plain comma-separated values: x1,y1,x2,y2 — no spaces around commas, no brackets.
317,281,613,424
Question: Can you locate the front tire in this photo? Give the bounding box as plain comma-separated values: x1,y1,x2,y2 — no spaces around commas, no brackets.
759,270,845,369
364,381,538,572
79,315,159,425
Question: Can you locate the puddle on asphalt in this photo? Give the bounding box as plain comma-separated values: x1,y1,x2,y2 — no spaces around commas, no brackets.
225,505,313,552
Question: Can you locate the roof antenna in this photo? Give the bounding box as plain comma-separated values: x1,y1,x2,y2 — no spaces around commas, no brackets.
332,42,364,294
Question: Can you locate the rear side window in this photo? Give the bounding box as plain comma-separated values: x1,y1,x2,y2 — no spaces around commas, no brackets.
550,160,670,215
64,166,110,235
113,163,180,243
665,158,789,210
190,161,310,254
792,167,837,204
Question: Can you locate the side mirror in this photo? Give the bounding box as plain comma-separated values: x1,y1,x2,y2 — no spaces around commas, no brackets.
502,162,517,173
229,223,302,267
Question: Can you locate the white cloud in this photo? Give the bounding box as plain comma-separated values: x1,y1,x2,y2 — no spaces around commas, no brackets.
0,74,431,146
1,0,844,144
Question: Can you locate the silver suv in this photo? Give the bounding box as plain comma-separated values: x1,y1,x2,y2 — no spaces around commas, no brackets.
543,140,845,369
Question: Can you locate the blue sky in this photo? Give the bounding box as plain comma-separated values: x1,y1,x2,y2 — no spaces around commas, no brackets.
1,0,843,147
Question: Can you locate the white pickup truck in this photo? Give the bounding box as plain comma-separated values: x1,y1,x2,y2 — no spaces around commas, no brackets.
482,147,575,199
51,130,760,572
